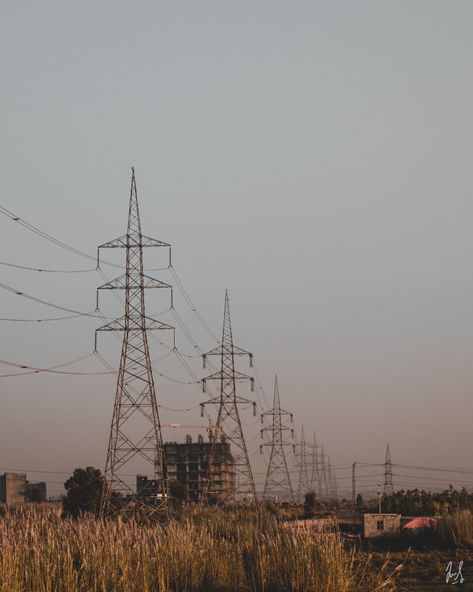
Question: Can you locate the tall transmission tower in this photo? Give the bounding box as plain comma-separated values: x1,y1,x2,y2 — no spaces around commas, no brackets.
295,425,310,496
260,374,294,501
383,443,394,496
200,290,257,503
309,433,321,495
96,168,174,517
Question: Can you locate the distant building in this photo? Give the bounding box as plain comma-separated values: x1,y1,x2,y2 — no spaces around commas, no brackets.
363,513,401,538
0,473,26,505
0,473,47,505
25,481,47,502
137,434,235,503
165,434,235,503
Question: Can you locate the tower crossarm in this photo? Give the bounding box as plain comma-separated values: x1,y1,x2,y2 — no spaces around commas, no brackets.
260,424,294,435
98,235,170,251
202,371,254,391
98,274,172,291
261,407,293,419
203,345,253,364
260,436,294,447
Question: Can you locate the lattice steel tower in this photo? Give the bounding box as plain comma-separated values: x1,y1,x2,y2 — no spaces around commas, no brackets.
319,445,329,497
201,290,257,502
295,425,310,496
309,432,321,495
383,443,394,496
327,456,337,498
96,168,174,516
260,374,294,501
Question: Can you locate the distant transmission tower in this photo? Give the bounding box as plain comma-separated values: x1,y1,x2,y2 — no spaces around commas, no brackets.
327,456,337,499
332,460,338,498
383,443,394,496
309,433,321,495
319,445,329,497
260,374,294,501
96,168,174,517
295,425,310,496
201,290,257,502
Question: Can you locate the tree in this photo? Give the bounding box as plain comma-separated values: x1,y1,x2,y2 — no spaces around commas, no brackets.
62,467,104,518
303,492,317,518
356,493,364,509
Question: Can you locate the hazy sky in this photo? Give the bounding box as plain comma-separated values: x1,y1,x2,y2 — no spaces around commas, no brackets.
1,1,473,495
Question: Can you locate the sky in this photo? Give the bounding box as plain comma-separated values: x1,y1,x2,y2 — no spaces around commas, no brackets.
1,1,473,496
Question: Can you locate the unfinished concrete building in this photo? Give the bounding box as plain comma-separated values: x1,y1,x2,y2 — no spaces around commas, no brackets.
0,473,26,505
25,481,47,502
137,434,235,503
165,434,235,502
0,473,47,505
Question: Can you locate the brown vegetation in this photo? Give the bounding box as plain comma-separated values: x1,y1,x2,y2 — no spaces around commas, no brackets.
0,504,401,592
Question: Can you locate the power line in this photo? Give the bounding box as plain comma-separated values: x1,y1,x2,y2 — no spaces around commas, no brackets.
0,312,94,322
393,463,473,476
0,280,100,318
0,258,96,274
0,202,169,274
0,202,217,341
168,266,219,344
0,203,104,263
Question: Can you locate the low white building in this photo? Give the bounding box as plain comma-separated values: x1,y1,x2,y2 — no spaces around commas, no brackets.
363,513,401,538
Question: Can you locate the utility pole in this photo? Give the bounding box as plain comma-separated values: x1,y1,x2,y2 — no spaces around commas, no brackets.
96,168,174,517
383,443,394,496
295,425,310,497
377,484,382,514
332,459,338,499
201,290,257,503
309,433,321,495
260,374,294,502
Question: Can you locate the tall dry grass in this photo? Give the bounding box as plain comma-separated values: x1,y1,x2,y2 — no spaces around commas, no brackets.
437,509,473,547
0,504,399,592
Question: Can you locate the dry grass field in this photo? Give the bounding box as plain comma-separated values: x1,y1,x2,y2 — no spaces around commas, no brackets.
0,504,401,592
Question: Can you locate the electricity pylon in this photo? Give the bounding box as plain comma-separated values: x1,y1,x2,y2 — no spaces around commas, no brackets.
309,432,321,495
319,445,329,497
96,168,174,517
327,456,337,499
332,460,338,498
295,425,310,497
383,443,394,496
200,290,257,503
260,374,294,502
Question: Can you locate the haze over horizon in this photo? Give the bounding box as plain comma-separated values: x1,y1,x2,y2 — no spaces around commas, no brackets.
1,1,473,496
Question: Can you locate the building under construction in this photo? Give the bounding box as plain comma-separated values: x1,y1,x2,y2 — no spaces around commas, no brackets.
138,434,235,503
0,473,47,505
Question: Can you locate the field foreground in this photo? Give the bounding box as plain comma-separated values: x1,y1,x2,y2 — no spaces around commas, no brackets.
0,505,400,592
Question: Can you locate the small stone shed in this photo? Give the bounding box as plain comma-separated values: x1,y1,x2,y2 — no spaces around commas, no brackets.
363,513,401,538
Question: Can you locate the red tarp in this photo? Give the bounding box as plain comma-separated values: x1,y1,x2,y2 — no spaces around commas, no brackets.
402,517,437,530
